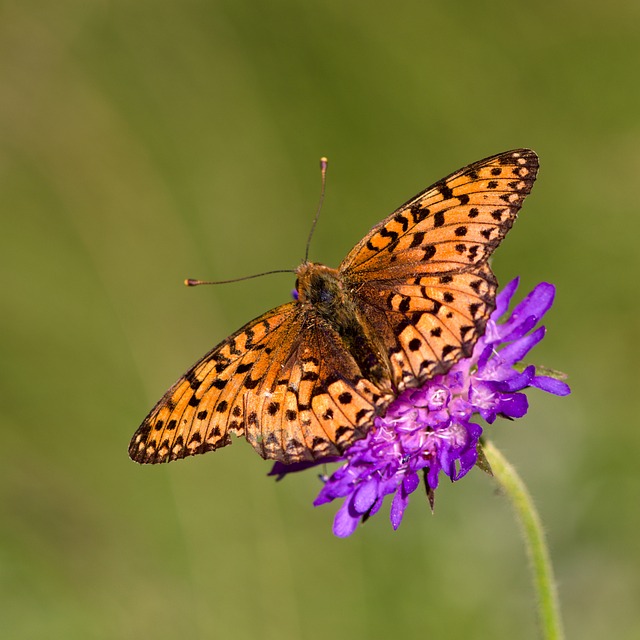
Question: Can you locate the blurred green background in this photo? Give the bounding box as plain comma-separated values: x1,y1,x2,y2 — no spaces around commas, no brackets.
2,1,639,638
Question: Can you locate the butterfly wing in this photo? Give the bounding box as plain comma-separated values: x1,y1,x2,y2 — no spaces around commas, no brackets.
340,149,538,390
129,303,386,464
243,310,389,463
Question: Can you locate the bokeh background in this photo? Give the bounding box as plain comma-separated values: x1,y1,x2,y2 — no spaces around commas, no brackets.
2,1,639,638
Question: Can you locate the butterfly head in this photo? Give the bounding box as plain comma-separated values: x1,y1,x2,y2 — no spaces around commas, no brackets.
295,261,344,310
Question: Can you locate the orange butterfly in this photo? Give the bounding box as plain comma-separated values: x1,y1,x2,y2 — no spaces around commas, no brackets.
129,149,538,465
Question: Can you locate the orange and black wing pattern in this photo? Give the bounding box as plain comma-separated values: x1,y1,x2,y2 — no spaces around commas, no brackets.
341,149,538,390
129,303,389,464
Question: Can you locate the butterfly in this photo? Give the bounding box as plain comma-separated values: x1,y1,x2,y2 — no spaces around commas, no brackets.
129,149,538,465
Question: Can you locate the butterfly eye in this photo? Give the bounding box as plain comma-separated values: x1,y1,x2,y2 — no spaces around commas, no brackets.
291,289,299,300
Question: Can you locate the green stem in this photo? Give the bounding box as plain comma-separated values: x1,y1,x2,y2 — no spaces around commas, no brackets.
481,440,565,640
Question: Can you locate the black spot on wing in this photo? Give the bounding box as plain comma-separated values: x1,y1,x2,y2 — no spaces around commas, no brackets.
410,231,425,248
393,213,409,231
437,180,454,200
410,204,429,223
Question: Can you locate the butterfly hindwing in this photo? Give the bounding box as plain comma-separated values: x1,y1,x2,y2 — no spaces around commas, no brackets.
246,313,389,463
350,264,496,390
130,303,389,464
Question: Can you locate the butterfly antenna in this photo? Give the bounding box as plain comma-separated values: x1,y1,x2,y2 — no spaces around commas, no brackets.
185,269,295,287
188,158,326,286
304,157,328,263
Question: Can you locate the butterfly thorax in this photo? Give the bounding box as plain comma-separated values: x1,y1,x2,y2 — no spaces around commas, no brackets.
295,262,391,390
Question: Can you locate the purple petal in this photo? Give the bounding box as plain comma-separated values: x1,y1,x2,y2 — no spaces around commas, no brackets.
333,500,361,537
498,326,546,364
491,365,535,392
390,489,409,530
502,283,555,333
353,478,379,513
479,407,497,423
500,315,538,342
314,475,352,504
476,342,495,370
403,471,420,495
389,472,420,529
369,495,386,518
531,376,571,396
494,277,520,318
426,462,441,490
496,392,529,418
456,445,479,479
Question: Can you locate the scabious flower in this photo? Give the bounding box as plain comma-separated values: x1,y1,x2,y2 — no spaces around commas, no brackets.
272,279,570,537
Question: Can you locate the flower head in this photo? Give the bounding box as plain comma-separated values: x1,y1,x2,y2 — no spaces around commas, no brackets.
271,279,570,537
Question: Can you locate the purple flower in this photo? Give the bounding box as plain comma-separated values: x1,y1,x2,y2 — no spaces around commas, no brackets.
271,279,570,537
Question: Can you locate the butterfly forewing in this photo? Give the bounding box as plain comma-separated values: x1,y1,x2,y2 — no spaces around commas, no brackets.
130,149,538,465
340,149,538,390
129,303,296,463
340,149,538,276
